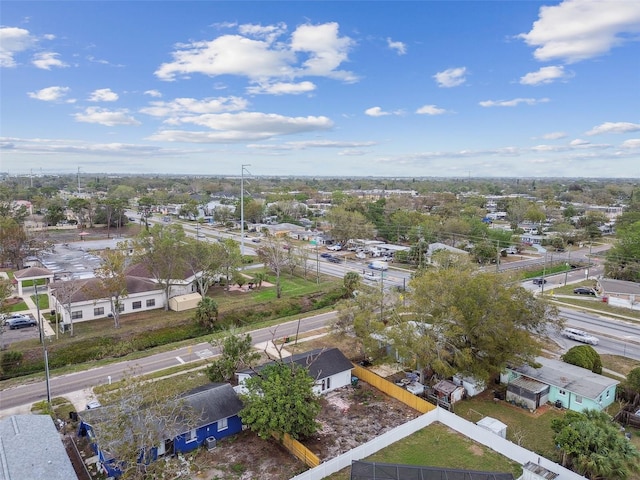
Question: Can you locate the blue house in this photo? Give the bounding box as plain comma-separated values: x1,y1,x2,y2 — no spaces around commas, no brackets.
78,383,243,477
502,356,619,413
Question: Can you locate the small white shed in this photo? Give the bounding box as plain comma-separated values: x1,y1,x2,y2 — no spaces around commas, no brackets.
453,374,486,397
476,416,507,439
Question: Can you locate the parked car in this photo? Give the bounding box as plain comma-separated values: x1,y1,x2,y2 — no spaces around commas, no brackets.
532,278,547,285
327,244,342,251
561,327,599,345
573,287,596,296
6,317,37,329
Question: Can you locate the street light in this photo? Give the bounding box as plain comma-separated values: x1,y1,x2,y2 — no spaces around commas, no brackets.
240,164,251,256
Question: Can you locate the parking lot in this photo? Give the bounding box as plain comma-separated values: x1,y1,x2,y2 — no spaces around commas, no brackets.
1,314,41,347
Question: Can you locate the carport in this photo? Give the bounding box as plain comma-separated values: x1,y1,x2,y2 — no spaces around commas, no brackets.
12,266,54,296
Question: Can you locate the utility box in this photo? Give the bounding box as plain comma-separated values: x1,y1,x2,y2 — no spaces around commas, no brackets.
205,436,216,451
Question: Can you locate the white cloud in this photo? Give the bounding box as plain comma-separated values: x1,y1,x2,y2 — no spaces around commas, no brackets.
32,51,68,70
248,139,376,150
155,22,356,84
520,66,569,85
28,86,72,102
148,112,333,143
73,107,141,126
246,81,316,95
387,37,407,55
519,0,640,63
479,97,549,107
586,122,640,135
88,88,119,102
433,67,467,88
140,96,248,118
0,27,36,67
570,138,590,146
144,90,162,98
365,107,390,117
416,104,446,115
541,131,567,140
621,139,640,149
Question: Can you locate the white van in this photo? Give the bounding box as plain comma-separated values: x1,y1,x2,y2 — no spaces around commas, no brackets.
368,260,389,271
561,327,599,345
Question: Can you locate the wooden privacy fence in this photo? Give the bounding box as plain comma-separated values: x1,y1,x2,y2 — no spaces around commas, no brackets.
352,364,435,414
278,432,321,468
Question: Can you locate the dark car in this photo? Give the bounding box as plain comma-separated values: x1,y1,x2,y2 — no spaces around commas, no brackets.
6,317,37,329
326,256,342,263
320,252,332,258
574,287,596,296
532,278,547,285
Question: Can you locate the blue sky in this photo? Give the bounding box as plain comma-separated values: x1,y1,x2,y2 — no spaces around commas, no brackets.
1,1,639,178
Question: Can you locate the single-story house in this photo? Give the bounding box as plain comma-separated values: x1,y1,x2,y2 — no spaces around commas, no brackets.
597,278,640,306
237,347,353,395
501,356,619,413
78,383,243,477
49,263,206,325
0,414,78,480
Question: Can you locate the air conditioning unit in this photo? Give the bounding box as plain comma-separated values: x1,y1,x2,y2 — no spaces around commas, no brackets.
205,436,216,451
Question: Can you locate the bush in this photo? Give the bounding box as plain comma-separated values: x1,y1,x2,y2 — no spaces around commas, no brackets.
1,351,23,373
561,345,602,374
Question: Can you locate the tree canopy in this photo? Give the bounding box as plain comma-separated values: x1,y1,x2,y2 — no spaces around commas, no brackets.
561,345,602,374
552,409,640,480
239,361,321,440
206,330,260,383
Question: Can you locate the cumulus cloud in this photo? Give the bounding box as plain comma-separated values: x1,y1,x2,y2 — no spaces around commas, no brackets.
520,66,569,85
88,88,119,102
365,106,390,117
148,112,332,143
416,104,446,115
541,131,567,140
28,86,72,102
519,0,640,63
248,139,376,150
433,67,467,88
570,138,590,146
144,89,162,98
586,122,640,135
0,27,36,67
621,139,640,149
73,107,141,126
32,51,68,70
246,81,316,95
387,37,407,55
479,97,549,107
140,96,248,118
155,22,356,85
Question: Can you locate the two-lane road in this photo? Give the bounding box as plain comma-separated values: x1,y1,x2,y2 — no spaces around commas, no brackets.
0,312,333,413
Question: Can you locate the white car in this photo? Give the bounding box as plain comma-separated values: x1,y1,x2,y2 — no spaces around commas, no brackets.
327,244,342,251
561,328,599,345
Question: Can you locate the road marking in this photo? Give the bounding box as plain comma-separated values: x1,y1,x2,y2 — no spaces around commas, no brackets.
196,349,214,359
176,356,185,364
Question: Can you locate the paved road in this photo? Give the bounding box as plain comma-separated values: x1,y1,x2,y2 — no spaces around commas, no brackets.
0,311,334,414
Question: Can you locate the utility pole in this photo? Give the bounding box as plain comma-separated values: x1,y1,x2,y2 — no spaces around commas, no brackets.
34,282,51,406
240,164,251,256
585,241,593,280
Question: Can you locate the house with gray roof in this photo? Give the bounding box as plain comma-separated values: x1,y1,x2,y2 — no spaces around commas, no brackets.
237,347,354,395
0,414,78,480
501,356,619,412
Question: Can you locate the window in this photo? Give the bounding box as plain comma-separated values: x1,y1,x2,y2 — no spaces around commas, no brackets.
327,377,331,389
558,389,566,396
185,429,197,442
118,304,124,312
94,307,104,316
146,299,155,307
321,379,326,391
132,301,142,310
71,311,83,320
575,395,583,404
606,390,610,398
218,417,228,431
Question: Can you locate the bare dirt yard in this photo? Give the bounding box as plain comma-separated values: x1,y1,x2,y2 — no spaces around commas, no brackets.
194,381,420,480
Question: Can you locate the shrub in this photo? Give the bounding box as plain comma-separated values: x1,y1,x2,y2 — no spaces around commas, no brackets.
561,345,602,374
1,351,23,372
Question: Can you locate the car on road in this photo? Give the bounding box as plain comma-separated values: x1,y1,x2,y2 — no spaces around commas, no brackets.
6,317,37,330
532,278,547,285
326,255,342,263
320,252,332,258
573,287,596,296
561,327,599,345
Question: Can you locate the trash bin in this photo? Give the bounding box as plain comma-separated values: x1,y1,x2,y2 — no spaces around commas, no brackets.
69,411,78,421
351,376,359,387
602,296,609,303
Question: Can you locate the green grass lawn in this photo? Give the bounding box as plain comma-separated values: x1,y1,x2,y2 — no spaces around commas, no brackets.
326,423,522,480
